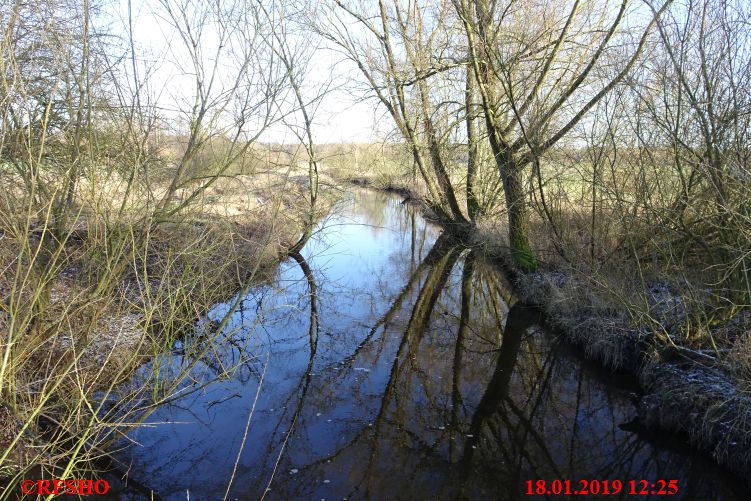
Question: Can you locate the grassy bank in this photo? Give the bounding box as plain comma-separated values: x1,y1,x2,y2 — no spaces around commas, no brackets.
473,214,751,479
318,143,419,196
510,258,751,478
0,166,334,490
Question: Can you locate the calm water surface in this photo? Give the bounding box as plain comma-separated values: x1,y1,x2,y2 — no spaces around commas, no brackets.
114,189,744,500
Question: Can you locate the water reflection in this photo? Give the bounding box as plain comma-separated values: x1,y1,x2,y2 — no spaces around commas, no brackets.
115,189,744,500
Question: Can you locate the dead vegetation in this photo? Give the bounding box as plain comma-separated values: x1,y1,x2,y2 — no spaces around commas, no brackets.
0,166,326,484
470,207,751,477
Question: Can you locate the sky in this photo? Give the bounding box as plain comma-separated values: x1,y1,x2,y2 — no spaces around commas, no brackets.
106,0,385,144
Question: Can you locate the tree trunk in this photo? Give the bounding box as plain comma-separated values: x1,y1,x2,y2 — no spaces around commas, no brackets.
465,67,480,222
462,0,537,271
501,160,537,272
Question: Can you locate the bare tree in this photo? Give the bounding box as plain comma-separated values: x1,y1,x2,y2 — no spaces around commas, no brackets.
454,0,673,270
154,0,288,218
627,0,751,301
256,0,328,252
319,0,475,224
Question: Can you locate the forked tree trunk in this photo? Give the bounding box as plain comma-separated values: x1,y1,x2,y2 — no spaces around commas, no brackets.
480,70,537,272
462,0,538,271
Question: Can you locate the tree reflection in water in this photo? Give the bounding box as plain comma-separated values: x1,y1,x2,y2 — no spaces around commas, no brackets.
115,189,744,501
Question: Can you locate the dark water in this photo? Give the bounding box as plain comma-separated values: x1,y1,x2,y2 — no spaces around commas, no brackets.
113,189,744,500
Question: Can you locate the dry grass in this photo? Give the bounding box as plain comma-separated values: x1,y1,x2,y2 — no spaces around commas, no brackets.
0,164,329,489
469,163,751,477
320,147,418,196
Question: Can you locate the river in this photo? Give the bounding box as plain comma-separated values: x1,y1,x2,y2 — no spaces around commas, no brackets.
110,188,744,500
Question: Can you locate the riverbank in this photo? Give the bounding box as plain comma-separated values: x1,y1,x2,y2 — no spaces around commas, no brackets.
0,170,337,488
478,221,751,480
507,262,751,479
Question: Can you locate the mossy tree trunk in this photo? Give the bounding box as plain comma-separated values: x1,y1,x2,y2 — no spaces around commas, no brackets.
455,0,671,272
500,161,537,272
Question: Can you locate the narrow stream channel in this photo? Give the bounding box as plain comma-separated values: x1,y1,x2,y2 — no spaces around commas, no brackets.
112,189,744,500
